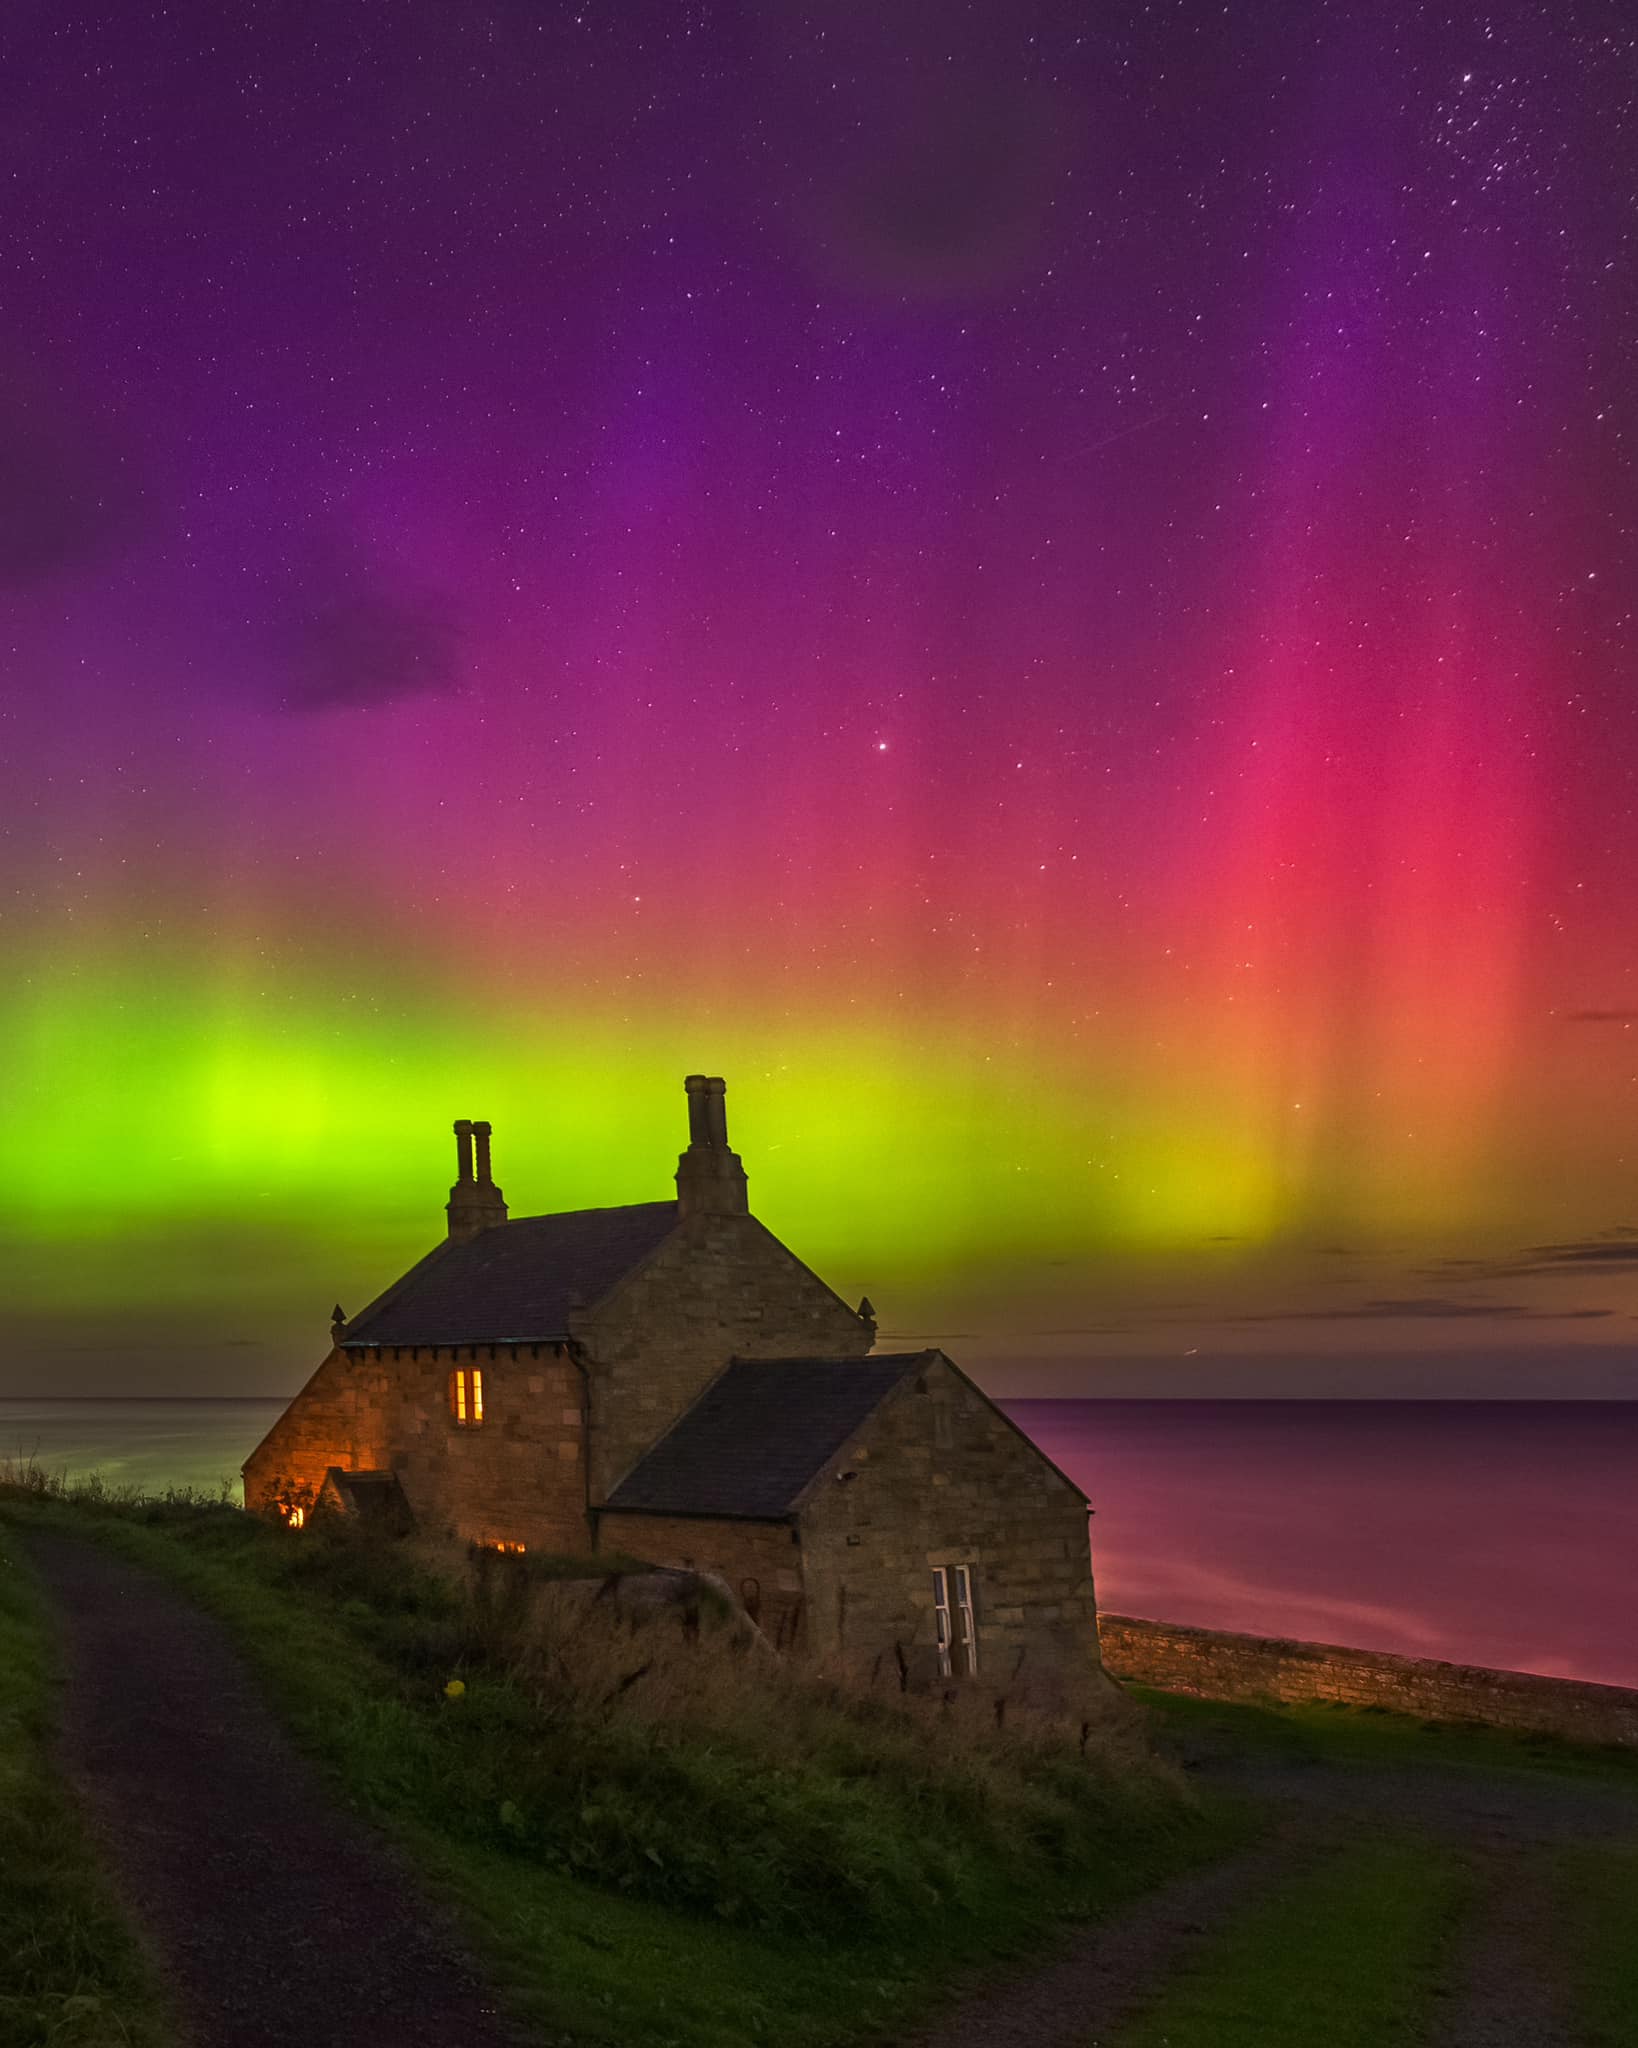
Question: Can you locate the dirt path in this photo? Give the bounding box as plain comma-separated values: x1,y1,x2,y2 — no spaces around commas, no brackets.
1441,1848,1579,2048
906,1830,1321,2048
916,1745,1638,2048
22,1530,529,2048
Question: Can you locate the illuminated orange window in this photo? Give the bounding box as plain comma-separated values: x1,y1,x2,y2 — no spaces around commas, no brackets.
449,1367,485,1426
488,1540,527,1555
286,1505,306,1530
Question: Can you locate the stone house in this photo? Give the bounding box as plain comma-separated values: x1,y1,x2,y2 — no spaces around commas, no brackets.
244,1076,1100,1687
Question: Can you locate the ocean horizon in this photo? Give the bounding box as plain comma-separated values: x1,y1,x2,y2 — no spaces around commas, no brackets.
5,1394,1635,1692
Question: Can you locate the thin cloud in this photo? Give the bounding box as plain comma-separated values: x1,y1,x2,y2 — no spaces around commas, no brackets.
48,1337,267,1352
1418,1226,1638,1282
811,60,1070,300
263,540,465,713
1440,1229,1638,1281
877,1330,979,1342
1231,1296,1614,1325
1562,1010,1638,1024
1029,1324,1141,1338
282,578,462,712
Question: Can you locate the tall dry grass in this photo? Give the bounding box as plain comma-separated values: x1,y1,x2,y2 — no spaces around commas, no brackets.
1,1467,1186,1937
468,1546,1160,1787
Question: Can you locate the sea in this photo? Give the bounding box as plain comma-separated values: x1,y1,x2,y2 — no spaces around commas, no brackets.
4,1395,1635,1691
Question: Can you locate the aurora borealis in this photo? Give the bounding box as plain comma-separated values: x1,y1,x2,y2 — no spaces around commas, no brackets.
3,1,1635,1395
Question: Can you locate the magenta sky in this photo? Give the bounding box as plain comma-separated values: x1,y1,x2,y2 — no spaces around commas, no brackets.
2,2,1635,1396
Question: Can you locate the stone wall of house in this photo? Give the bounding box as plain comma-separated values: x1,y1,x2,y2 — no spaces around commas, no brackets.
576,1213,872,1502
798,1356,1100,1702
244,1342,590,1553
594,1510,808,1650
243,1348,379,1517
1098,1615,1638,1747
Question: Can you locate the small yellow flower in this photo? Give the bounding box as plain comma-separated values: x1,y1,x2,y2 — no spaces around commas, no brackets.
444,1678,466,1700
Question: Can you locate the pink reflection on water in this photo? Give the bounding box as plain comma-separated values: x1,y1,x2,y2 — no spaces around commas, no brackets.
1003,1400,1638,1689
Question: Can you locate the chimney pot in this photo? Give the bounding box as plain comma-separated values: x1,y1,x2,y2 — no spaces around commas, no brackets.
675,1071,748,1216
447,1116,508,1240
683,1074,711,1146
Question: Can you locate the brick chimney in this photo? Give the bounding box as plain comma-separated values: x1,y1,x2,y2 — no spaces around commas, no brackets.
447,1117,509,1241
675,1074,749,1217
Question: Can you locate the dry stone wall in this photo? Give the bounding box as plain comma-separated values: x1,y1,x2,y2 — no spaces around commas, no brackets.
1099,1614,1638,1747
594,1510,808,1648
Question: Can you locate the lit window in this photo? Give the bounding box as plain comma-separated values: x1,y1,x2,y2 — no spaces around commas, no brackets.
286,1505,306,1531
450,1368,485,1426
932,1564,979,1677
488,1540,527,1555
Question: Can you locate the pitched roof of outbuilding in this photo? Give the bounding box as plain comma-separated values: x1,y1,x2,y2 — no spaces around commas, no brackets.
339,1202,678,1347
603,1354,931,1520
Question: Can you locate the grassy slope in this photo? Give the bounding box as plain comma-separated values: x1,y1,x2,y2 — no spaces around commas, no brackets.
17,1491,1630,2048
1131,1682,1638,1786
0,1496,1238,2048
0,1530,173,2048
1555,1844,1638,2048
1107,1836,1467,2048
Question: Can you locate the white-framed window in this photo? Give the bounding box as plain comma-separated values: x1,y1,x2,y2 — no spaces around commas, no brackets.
450,1367,485,1426
931,1563,979,1677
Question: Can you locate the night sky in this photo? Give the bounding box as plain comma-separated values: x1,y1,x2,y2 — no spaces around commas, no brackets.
4,1,1635,1397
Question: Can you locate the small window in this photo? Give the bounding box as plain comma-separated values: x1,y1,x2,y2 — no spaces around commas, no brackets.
286,1505,306,1531
932,1399,953,1449
449,1367,485,1426
932,1563,979,1677
487,1540,526,1555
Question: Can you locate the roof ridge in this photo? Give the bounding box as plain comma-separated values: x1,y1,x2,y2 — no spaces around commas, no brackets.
507,1199,677,1224
339,1201,681,1348
730,1350,932,1367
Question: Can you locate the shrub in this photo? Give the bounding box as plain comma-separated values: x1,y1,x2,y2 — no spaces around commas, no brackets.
1,1485,1186,1943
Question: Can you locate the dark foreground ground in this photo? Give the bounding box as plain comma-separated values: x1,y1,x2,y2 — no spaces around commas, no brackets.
19,1530,528,2048
917,1711,1638,2048
13,1518,1638,2048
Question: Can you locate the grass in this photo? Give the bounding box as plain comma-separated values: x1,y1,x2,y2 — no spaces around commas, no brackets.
1130,1682,1638,1786
1107,1835,1468,2048
1554,1844,1638,2047
0,1528,173,2048
0,1478,1240,2047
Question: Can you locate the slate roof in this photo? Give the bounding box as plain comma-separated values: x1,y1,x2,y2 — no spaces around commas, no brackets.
340,1202,678,1347
603,1354,930,1519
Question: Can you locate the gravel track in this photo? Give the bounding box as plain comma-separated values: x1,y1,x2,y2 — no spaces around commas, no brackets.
907,1828,1323,2048
916,1735,1638,2048
22,1530,528,2048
